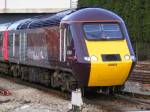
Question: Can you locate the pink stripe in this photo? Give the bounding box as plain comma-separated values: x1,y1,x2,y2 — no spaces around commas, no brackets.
3,31,8,60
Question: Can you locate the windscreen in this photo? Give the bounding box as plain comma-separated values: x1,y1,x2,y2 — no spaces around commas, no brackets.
83,23,123,40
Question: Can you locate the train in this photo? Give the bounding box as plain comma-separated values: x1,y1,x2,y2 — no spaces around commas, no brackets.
0,8,136,93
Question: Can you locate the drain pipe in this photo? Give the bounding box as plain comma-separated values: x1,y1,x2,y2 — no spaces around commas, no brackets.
4,0,7,12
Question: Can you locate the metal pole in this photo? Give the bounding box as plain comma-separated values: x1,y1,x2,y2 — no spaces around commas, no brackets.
4,0,7,10
70,0,72,8
60,29,62,61
63,28,66,62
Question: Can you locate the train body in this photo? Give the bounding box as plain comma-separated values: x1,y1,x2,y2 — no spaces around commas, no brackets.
0,8,136,92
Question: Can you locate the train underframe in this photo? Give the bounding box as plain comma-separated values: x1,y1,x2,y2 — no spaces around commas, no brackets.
0,61,124,94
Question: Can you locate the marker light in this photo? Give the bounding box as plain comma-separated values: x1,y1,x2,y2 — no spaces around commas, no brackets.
84,57,91,61
124,54,130,60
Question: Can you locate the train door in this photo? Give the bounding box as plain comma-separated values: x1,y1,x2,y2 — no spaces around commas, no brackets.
8,31,14,59
19,31,27,62
60,24,75,63
8,31,20,62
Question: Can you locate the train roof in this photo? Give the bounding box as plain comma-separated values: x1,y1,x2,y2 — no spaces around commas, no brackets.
0,9,75,31
62,8,123,22
0,23,12,31
8,19,31,30
0,8,123,31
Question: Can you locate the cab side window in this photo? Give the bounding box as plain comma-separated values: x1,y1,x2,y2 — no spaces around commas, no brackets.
66,26,73,47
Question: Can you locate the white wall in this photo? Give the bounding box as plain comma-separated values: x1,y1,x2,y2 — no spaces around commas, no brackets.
0,0,78,13
0,0,5,9
6,0,70,9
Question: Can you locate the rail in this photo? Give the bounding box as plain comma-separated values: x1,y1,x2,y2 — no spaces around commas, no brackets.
129,62,150,84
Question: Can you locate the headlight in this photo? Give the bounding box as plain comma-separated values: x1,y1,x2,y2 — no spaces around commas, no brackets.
84,57,91,61
124,54,130,60
90,55,98,62
84,55,98,62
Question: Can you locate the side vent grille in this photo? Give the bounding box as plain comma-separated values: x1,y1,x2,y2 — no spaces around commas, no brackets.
101,54,121,62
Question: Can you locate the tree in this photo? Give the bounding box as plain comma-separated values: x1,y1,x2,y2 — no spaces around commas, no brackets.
142,0,150,42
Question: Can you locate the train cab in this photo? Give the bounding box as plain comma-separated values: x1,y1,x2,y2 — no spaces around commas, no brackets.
61,8,136,89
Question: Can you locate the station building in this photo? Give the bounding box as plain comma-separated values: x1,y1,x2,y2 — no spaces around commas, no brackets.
0,0,78,23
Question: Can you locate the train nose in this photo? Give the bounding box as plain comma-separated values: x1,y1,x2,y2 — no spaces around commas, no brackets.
88,61,132,87
85,40,134,87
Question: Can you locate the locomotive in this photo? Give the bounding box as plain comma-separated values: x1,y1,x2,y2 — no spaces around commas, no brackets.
0,8,136,93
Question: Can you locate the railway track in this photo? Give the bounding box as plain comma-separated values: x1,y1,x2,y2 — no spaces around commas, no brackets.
129,61,150,84
84,93,150,112
0,74,68,99
0,73,150,112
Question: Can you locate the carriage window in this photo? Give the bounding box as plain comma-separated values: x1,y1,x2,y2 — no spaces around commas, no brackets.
0,33,3,57
83,23,123,40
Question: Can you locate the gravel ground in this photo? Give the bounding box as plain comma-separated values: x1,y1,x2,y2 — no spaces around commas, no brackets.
0,78,102,112
124,81,150,95
0,77,150,112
